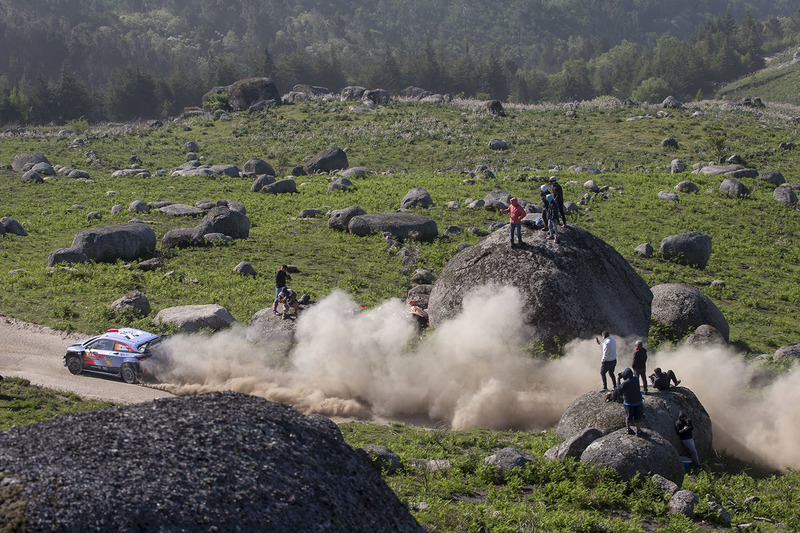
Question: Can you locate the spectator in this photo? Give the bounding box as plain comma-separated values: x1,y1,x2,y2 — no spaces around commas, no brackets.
501,197,526,248
596,331,617,391
649,367,681,391
632,340,648,393
675,412,701,467
272,264,291,315
548,176,567,227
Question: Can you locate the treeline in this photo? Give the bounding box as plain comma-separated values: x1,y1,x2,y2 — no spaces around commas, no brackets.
0,0,798,124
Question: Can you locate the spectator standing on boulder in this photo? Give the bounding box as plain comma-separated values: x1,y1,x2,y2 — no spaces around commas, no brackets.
596,331,617,391
675,412,701,467
501,197,526,248
545,194,560,243
548,176,567,227
539,184,550,231
273,264,291,315
649,367,681,391
608,368,644,436
632,340,648,394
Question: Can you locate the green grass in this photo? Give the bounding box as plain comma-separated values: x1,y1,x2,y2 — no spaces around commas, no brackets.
1,97,799,353
0,377,115,430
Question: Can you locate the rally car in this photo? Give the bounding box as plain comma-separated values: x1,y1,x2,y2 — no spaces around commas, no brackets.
63,328,165,384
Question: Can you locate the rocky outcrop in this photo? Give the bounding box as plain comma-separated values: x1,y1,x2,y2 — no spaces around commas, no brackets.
0,392,423,532
348,213,438,241
651,283,729,342
660,231,712,268
71,222,156,263
154,304,237,332
581,429,685,485
328,206,367,231
192,206,250,240
304,148,349,175
428,225,652,351
401,187,434,209
110,290,151,316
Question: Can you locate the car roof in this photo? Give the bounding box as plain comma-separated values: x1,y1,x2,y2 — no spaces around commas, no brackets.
94,328,161,349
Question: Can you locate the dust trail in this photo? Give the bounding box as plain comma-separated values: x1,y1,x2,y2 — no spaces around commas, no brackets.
153,286,800,470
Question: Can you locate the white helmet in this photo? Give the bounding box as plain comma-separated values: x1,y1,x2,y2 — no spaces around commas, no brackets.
540,184,548,192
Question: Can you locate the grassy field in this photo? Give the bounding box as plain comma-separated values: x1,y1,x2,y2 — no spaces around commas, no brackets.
1,97,798,354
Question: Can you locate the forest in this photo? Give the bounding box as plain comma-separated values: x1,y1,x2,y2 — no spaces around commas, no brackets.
0,0,798,124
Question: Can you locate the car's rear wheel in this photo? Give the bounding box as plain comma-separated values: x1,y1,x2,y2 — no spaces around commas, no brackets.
120,363,139,384
66,356,83,375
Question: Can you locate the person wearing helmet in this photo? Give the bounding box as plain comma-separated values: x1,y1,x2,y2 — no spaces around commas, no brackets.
548,176,567,227
501,197,526,247
545,193,560,243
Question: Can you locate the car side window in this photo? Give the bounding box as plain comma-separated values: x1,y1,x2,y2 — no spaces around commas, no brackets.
89,339,115,351
114,342,132,352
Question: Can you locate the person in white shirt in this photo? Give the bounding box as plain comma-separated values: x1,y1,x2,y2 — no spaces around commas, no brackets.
596,330,617,391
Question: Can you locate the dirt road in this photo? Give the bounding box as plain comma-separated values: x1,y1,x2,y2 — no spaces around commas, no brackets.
0,315,173,404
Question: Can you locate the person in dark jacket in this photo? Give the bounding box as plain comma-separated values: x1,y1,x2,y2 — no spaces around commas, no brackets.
676,412,701,467
272,264,291,315
548,176,567,227
649,367,681,391
607,367,644,436
631,340,648,393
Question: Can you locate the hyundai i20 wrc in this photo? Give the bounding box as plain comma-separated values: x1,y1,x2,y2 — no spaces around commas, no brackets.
63,328,165,384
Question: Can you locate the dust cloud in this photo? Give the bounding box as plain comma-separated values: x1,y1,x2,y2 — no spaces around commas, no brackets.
153,285,800,470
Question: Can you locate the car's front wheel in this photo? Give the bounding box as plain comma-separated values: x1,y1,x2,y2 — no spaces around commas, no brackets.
120,363,139,384
66,356,83,375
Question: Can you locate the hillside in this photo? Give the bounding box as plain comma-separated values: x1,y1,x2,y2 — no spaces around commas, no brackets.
0,96,798,356
718,46,800,105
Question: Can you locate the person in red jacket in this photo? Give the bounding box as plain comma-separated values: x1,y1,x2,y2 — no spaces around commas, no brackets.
501,197,526,247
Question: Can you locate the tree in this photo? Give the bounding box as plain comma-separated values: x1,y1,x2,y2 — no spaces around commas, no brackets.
548,59,593,102
27,74,55,124
478,52,509,101
0,84,30,124
631,77,671,103
104,67,160,121
53,64,94,123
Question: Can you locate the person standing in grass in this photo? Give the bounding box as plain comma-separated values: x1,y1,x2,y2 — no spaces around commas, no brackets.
632,340,648,394
272,264,291,315
501,197,526,248
548,176,567,227
596,330,617,391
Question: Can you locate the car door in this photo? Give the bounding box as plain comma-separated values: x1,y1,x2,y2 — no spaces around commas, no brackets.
84,338,116,373
108,340,134,374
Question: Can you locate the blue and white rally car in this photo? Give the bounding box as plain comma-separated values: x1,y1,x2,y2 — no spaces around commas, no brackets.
63,328,165,384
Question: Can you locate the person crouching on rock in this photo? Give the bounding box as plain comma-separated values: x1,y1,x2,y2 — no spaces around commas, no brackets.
649,367,681,391
501,197,526,248
610,367,644,436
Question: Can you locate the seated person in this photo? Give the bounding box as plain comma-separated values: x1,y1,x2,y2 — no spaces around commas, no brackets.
277,287,300,316
649,367,681,391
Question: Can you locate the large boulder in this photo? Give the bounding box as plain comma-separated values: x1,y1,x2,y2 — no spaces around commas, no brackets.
772,344,800,362
348,213,438,241
328,206,367,231
262,178,298,195
556,388,712,460
401,187,434,209
192,206,250,240
483,190,512,210
0,392,423,532
212,77,279,111
1,217,27,236
304,148,349,175
154,304,236,332
660,231,712,268
651,283,729,342
161,228,202,249
71,222,156,263
243,159,276,177
581,429,685,485
773,185,798,205
340,86,368,100
718,178,750,198
428,226,652,351
12,152,50,171
246,308,298,358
